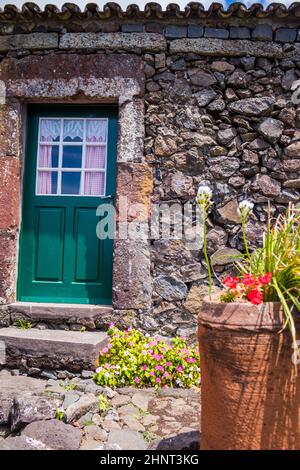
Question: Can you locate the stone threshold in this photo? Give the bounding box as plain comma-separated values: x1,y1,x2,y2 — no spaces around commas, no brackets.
5,302,113,330
0,327,108,372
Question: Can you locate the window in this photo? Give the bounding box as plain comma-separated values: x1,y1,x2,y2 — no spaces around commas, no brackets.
36,118,108,196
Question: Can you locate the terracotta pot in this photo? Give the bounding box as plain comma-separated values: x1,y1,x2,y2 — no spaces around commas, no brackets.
198,298,300,450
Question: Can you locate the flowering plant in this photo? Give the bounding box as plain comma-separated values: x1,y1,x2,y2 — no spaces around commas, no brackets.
196,182,300,349
93,324,200,389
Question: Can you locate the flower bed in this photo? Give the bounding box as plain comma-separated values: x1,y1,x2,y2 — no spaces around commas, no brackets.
93,325,200,389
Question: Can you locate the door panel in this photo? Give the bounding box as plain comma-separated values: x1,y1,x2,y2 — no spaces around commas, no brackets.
18,105,118,304
35,207,65,282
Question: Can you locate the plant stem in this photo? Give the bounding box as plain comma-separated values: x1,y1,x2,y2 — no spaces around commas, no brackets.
241,215,252,271
202,205,212,299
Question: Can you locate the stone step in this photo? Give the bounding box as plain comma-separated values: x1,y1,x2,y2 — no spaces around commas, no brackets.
0,327,108,372
4,302,113,330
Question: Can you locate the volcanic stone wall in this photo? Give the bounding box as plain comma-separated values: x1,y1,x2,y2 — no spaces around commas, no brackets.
0,5,300,338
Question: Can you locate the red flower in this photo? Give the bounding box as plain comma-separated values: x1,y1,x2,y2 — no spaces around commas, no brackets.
223,276,239,289
242,273,256,287
258,273,272,285
247,289,264,305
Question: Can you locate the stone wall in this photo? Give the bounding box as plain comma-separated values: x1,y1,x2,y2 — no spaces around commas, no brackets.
0,7,300,339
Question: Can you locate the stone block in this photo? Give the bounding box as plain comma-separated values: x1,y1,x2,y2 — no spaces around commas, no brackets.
165,25,187,39
204,28,229,39
169,38,283,58
59,32,166,52
187,25,204,38
0,104,21,158
252,25,273,41
118,99,145,163
0,157,20,229
275,28,297,43
229,27,251,40
121,24,144,33
0,327,108,371
0,33,58,52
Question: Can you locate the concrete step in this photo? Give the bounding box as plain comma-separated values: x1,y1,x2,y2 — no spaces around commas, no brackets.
5,302,113,330
0,327,108,372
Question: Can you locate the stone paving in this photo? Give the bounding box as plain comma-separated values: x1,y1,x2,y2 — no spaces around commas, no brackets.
0,369,200,450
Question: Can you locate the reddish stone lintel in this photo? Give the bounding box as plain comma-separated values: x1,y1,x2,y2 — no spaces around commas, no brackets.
0,53,145,97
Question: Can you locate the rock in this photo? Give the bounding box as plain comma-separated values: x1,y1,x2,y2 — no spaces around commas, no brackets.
107,429,147,450
111,394,131,407
243,150,259,164
211,61,235,73
0,376,45,425
65,394,99,423
217,199,242,224
252,174,281,197
0,425,10,438
81,370,94,379
21,419,82,450
217,128,237,145
283,160,300,172
188,69,216,87
154,135,177,157
0,435,50,450
184,284,220,315
150,430,200,450
211,248,242,266
248,138,270,150
228,96,275,116
11,392,61,432
227,69,249,88
131,392,150,411
84,424,107,442
279,107,295,126
154,275,188,301
207,99,226,112
63,391,81,409
173,78,192,97
283,179,300,189
209,157,240,179
207,226,228,253
286,142,300,158
164,172,194,198
194,88,217,107
259,118,284,143
282,69,297,91
80,437,105,450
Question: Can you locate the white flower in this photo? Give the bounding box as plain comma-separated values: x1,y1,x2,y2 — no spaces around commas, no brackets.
115,371,120,375
238,200,254,218
124,350,130,356
196,185,213,206
104,372,110,378
115,365,120,369
145,333,150,338
189,373,193,379
96,366,103,373
123,366,127,371
121,378,125,384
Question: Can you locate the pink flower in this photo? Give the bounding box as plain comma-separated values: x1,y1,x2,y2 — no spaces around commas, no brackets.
163,372,169,378
109,322,115,328
134,377,140,384
177,366,183,372
156,377,161,383
101,347,108,354
107,343,112,349
154,354,163,361
180,336,185,341
149,371,155,377
104,363,110,369
186,357,196,363
165,361,172,367
155,365,164,371
149,341,157,347
141,350,147,355
142,365,147,371
157,336,162,342
129,341,133,346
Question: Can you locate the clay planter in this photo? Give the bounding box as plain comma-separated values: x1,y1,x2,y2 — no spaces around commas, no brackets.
198,298,300,450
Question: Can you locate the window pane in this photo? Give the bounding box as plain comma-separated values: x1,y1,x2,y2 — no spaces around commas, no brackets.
37,171,58,195
40,119,60,142
63,119,84,142
62,145,82,168
85,146,106,169
61,172,81,195
38,145,59,168
84,172,105,196
86,120,107,142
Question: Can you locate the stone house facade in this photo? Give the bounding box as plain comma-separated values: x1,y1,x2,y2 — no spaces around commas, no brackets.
0,2,300,342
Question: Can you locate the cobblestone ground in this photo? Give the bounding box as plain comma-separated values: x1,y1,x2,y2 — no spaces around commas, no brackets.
0,369,200,450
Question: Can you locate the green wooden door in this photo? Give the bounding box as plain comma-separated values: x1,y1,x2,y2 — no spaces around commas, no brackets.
18,105,118,304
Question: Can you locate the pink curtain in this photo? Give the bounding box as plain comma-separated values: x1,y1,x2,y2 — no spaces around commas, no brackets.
37,145,52,194
84,145,106,196
85,146,106,169
84,172,105,196
37,119,60,195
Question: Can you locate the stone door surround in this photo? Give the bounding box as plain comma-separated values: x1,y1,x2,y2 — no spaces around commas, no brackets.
0,53,152,309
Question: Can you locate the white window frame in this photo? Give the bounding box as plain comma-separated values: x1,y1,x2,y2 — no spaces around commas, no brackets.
35,117,108,197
